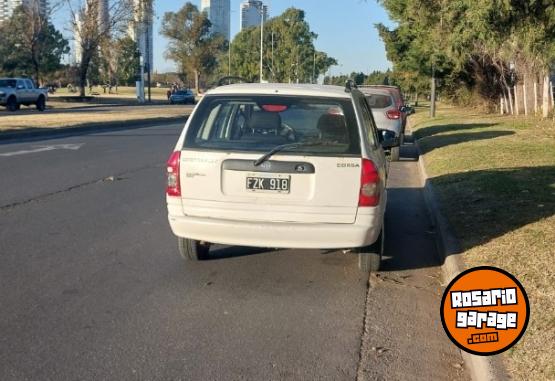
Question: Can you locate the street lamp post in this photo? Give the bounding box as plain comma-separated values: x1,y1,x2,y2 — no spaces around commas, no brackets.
312,50,316,84
259,8,264,83
228,40,232,77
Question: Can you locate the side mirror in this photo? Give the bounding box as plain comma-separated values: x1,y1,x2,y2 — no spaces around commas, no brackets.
379,129,399,150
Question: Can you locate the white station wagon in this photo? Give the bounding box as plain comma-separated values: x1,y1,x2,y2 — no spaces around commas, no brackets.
166,82,396,272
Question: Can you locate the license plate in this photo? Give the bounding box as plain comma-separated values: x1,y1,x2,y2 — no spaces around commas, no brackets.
246,175,290,193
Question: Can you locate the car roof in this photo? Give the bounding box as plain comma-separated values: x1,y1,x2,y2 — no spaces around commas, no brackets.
205,83,353,99
358,88,394,97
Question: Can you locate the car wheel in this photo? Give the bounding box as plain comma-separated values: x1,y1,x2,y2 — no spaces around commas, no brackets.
390,146,400,161
7,97,18,112
178,238,210,261
358,227,384,273
36,96,46,111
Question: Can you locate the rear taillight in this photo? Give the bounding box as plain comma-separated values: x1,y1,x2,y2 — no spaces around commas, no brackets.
166,151,181,197
359,159,380,207
386,109,401,120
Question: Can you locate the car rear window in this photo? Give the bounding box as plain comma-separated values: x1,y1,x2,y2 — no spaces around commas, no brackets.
0,79,16,88
365,94,393,108
183,95,361,156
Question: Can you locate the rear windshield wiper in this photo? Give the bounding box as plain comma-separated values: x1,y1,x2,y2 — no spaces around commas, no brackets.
254,142,320,166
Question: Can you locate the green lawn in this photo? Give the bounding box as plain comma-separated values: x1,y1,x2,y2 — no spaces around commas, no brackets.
411,105,555,381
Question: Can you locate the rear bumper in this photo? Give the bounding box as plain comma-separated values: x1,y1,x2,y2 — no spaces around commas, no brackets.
167,208,383,249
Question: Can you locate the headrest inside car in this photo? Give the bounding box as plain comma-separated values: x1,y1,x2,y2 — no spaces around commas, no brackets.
317,114,348,143
248,111,282,130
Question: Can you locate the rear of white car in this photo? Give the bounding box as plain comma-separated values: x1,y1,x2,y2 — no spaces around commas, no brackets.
166,84,388,272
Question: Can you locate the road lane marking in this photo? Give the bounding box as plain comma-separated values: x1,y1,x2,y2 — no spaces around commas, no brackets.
0,144,84,157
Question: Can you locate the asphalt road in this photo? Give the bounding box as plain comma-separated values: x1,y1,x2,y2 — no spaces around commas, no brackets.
0,124,468,380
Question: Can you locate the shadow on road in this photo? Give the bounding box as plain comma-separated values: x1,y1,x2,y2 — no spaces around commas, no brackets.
208,246,282,260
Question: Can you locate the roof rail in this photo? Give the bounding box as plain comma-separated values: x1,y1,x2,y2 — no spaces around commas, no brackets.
345,79,358,93
217,76,251,87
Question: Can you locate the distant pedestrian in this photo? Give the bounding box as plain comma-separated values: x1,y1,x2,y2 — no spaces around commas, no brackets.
167,90,172,101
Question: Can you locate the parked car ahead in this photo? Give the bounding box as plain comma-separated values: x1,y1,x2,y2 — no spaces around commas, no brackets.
360,85,409,137
169,89,195,105
166,83,398,273
0,77,48,112
360,88,403,161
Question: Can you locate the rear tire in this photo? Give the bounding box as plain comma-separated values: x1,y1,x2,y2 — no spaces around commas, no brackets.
7,97,18,112
178,238,210,261
390,146,400,161
358,227,384,273
36,96,46,111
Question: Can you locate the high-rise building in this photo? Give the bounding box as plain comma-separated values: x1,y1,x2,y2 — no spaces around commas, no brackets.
201,0,230,41
128,0,154,72
73,0,110,64
98,0,109,34
240,0,268,31
0,0,48,23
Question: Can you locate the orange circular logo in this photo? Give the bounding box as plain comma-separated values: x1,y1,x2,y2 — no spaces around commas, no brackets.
440,267,529,356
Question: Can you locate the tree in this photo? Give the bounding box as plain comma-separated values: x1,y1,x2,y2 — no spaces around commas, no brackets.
160,2,226,93
229,8,337,83
68,0,133,96
0,4,69,85
112,37,140,86
376,0,555,113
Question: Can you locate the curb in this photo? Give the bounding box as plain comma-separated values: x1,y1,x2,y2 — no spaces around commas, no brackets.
0,115,188,142
412,135,508,381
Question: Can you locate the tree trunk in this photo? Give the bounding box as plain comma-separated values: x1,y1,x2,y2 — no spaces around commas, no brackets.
513,85,519,115
534,81,538,114
523,82,528,116
542,74,550,118
194,70,200,95
507,86,514,115
551,81,554,108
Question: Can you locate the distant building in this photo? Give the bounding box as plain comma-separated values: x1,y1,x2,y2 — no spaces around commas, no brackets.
201,0,230,41
0,0,48,23
240,0,268,31
128,0,154,73
73,13,82,64
98,0,109,34
73,0,111,64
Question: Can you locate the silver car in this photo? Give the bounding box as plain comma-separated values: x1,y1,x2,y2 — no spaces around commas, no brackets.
360,88,403,161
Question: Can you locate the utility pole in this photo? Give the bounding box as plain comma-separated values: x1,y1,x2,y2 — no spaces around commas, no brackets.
146,13,151,103
259,7,264,83
271,31,274,82
430,64,436,117
312,50,316,84
228,41,231,77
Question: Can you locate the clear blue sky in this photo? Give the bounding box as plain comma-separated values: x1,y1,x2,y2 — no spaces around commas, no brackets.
57,0,395,76
154,0,395,75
